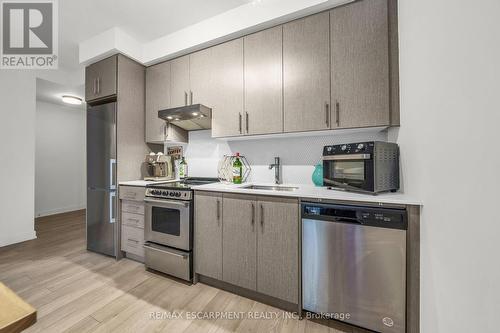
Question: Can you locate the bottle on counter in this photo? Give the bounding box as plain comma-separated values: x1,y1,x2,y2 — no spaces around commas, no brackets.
232,153,242,184
179,156,188,179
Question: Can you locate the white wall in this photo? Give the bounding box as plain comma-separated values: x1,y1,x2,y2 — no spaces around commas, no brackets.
0,71,37,247
392,0,500,332
79,0,353,66
35,101,86,217
183,129,386,184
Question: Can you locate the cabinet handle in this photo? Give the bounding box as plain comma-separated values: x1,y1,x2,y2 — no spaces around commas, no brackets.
251,202,255,226
245,112,249,133
127,238,139,243
335,101,340,126
325,102,330,127
260,204,264,228
93,79,96,94
184,92,188,106
238,113,242,134
216,199,221,224
189,91,193,105
97,77,100,95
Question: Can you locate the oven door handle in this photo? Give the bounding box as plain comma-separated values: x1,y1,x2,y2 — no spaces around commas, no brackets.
323,154,371,161
144,198,189,208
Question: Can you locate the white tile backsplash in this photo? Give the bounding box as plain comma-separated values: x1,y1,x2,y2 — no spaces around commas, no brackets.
172,129,387,185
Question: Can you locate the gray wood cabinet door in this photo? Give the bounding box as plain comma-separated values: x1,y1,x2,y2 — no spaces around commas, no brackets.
116,55,148,182
170,55,190,108
283,12,331,133
145,61,171,143
190,38,244,138
331,0,390,128
257,197,299,304
222,194,257,291
244,26,283,135
85,55,117,102
194,192,223,280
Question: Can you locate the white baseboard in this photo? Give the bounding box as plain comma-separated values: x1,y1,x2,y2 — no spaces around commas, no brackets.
35,205,86,218
0,230,37,248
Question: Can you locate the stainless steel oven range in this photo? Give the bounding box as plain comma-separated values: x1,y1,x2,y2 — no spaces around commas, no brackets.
144,177,218,281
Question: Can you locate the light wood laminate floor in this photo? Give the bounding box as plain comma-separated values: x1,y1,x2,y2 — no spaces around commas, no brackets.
0,210,352,333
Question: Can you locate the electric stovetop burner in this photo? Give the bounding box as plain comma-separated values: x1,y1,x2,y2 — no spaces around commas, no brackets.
147,177,219,190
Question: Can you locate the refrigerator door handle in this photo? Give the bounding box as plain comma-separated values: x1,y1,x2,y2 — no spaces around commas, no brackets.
109,159,116,190
109,192,116,224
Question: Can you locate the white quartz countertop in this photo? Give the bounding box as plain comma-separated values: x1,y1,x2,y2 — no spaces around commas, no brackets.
119,179,177,187
191,182,422,206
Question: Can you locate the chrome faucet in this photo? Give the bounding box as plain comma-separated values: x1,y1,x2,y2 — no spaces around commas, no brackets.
269,157,281,184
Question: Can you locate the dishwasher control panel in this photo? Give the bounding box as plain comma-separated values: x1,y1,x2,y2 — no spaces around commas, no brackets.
302,203,407,230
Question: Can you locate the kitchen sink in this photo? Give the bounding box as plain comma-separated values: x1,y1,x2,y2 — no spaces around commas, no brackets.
242,185,298,192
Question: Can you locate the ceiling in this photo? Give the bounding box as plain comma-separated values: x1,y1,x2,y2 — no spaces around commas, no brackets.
36,79,85,108
59,0,251,70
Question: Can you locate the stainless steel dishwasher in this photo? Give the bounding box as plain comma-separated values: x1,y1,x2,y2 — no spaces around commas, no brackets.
302,202,407,333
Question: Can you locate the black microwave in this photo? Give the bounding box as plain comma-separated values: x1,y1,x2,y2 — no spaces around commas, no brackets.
322,141,400,194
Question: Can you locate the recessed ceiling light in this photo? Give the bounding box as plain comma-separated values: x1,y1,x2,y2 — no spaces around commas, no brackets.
192,112,199,116
167,116,173,120
62,95,82,105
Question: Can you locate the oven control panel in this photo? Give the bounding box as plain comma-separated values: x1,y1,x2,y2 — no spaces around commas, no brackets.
323,141,375,156
145,188,192,200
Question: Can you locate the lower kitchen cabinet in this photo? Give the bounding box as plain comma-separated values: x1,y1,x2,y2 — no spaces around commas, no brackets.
222,194,257,291
121,225,144,258
194,192,223,279
256,197,299,304
119,186,145,261
194,191,299,305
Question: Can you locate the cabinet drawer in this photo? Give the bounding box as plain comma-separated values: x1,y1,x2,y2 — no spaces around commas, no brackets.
119,186,145,201
122,200,145,215
121,225,144,258
121,212,144,229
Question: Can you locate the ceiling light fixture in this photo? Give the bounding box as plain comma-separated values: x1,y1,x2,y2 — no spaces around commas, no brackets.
61,95,83,105
192,112,199,116
167,116,173,120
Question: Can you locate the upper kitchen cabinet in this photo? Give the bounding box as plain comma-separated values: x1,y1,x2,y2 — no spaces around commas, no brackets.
145,61,171,143
244,26,283,135
170,55,191,108
190,38,244,138
85,55,117,103
283,12,331,133
330,0,390,128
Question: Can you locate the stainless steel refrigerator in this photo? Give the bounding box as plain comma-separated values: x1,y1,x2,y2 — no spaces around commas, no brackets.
87,102,117,257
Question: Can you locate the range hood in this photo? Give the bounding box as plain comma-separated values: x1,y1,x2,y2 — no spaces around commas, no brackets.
158,104,212,131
